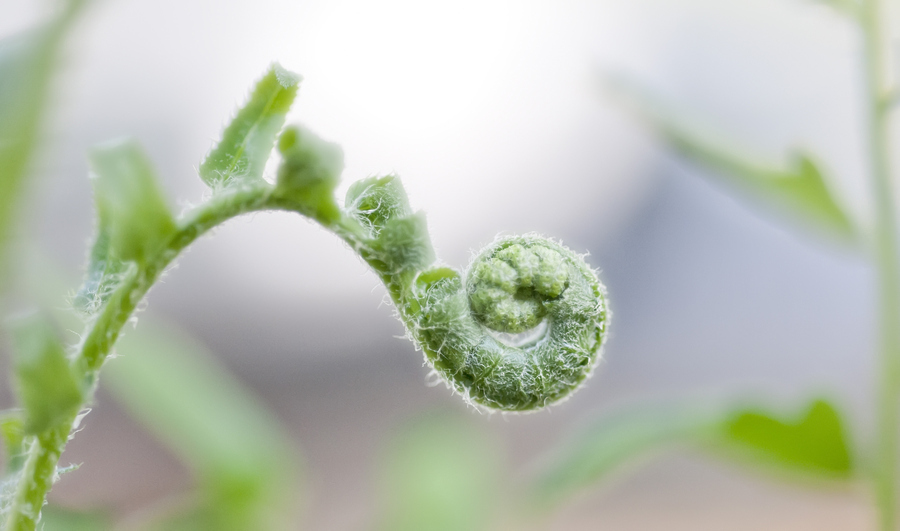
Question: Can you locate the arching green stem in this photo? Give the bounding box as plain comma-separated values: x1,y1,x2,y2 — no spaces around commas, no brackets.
5,118,608,531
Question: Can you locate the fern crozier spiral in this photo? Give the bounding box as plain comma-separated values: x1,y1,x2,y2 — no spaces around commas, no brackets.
407,235,609,411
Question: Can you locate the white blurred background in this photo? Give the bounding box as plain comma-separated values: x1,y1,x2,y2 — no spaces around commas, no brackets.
1,0,880,528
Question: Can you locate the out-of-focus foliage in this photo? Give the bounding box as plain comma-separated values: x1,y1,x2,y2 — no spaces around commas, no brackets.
88,140,176,264
0,0,86,278
8,313,82,435
606,76,856,243
532,398,853,510
532,402,725,508
104,322,300,531
375,414,502,531
720,399,853,480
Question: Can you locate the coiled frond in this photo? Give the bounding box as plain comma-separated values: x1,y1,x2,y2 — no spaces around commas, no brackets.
336,168,609,411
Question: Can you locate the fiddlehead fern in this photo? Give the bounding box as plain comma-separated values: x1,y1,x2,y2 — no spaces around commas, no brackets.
412,237,608,411
2,64,609,529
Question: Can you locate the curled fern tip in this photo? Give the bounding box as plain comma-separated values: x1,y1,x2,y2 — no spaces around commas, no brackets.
407,235,608,411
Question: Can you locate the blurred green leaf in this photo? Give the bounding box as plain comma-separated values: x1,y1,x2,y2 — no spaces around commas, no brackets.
41,506,110,531
531,403,723,509
8,313,83,434
607,77,856,242
104,321,299,531
718,399,853,479
199,63,301,189
89,140,176,264
532,398,853,511
376,414,502,531
0,0,86,277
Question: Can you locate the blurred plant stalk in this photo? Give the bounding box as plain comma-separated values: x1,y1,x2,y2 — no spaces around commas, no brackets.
0,0,86,282
860,0,900,529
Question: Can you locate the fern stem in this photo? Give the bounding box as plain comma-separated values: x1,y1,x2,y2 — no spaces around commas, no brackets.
74,184,273,380
3,423,70,531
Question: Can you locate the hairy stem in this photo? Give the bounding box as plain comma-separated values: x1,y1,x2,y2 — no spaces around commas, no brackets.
3,423,69,531
74,185,274,380
5,175,387,530
861,0,900,528
5,185,281,530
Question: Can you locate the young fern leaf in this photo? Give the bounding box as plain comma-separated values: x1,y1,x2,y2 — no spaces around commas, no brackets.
8,314,83,435
274,125,344,224
199,63,301,189
606,76,857,243
89,140,176,264
74,140,170,315
3,316,85,531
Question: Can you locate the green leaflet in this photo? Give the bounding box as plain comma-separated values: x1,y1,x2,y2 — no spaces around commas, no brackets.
719,399,853,479
104,322,299,531
531,398,853,510
375,414,502,531
199,64,301,188
345,175,412,237
607,77,856,242
89,140,176,264
344,175,435,277
377,213,435,275
8,314,83,435
0,0,86,278
274,125,343,224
